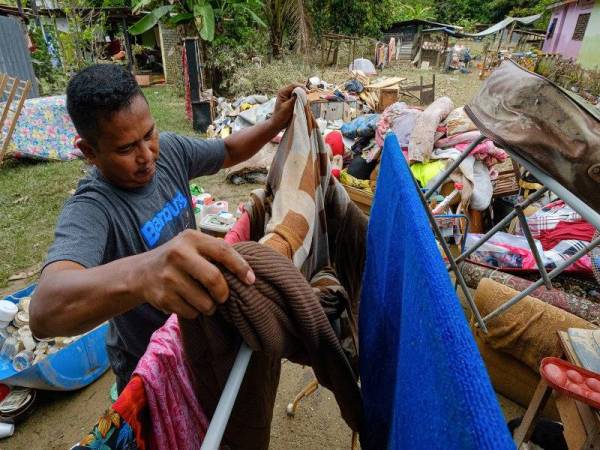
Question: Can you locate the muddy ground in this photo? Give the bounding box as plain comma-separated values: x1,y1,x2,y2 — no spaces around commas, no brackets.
0,357,523,450
0,361,358,450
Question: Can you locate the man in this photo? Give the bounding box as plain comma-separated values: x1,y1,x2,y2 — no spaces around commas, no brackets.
30,64,298,393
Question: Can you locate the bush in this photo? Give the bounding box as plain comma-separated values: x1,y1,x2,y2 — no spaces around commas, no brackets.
29,25,68,95
536,55,600,98
227,58,309,96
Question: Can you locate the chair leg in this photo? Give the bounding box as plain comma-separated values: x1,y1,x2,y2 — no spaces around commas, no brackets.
351,431,359,450
286,379,319,417
513,379,552,447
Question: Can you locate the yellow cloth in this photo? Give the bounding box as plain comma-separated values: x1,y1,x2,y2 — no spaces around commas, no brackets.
410,160,446,187
340,169,372,192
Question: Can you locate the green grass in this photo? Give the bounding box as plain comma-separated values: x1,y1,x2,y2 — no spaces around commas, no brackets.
0,159,85,288
144,86,197,136
0,85,198,288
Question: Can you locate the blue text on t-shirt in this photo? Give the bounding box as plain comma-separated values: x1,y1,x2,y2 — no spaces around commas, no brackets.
141,190,188,247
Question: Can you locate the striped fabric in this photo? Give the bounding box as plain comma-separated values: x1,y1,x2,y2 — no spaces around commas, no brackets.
258,88,333,276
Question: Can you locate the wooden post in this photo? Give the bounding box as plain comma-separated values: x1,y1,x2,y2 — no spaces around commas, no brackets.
513,380,553,447
0,79,31,165
507,21,517,48
121,17,133,73
320,36,325,67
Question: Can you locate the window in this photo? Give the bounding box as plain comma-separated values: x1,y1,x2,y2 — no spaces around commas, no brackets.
578,0,595,8
572,13,590,41
547,18,558,38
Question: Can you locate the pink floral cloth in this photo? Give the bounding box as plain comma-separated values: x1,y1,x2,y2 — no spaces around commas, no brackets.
434,130,481,149
455,140,508,178
134,315,209,450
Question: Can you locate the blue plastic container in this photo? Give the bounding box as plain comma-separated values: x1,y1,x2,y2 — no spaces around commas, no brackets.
0,284,110,390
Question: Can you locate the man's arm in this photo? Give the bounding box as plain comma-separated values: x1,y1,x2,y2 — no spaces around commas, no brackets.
30,230,255,338
222,84,302,168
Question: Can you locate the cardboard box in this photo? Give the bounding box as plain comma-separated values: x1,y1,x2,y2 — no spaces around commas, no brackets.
135,74,151,87
310,99,358,122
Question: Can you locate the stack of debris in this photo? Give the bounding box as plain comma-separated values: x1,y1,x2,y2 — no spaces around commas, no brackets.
206,72,419,186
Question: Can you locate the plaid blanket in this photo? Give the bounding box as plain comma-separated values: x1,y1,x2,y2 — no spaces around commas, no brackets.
258,88,332,273
518,199,582,239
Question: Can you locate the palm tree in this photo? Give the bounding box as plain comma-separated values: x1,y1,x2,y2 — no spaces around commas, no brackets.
264,0,311,59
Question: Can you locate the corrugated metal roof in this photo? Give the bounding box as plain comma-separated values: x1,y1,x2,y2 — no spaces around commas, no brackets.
384,19,463,32
0,16,39,98
547,0,578,10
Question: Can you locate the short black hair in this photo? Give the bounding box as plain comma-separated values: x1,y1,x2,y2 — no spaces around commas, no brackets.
66,64,145,143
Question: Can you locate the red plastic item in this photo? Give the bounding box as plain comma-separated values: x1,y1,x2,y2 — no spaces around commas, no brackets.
0,384,8,404
540,357,600,409
325,131,345,157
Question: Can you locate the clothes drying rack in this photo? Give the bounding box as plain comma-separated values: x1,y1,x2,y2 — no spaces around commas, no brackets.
413,135,600,334
201,134,600,449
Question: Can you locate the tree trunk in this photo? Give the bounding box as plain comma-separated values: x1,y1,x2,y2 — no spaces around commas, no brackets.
270,26,283,60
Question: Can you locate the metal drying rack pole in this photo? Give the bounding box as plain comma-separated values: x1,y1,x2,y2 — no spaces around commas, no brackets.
412,133,600,330
200,343,253,450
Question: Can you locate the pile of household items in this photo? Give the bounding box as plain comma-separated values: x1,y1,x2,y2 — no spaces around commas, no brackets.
206,70,418,188
0,296,80,372
190,184,238,237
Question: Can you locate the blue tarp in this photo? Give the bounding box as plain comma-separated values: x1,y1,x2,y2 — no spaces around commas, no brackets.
358,134,514,450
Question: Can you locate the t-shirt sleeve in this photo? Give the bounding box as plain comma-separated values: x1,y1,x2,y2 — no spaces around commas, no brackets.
44,198,110,269
160,133,226,180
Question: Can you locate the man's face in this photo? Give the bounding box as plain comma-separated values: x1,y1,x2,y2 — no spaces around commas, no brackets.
81,94,160,189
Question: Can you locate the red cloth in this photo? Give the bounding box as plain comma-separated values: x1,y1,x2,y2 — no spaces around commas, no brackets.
224,211,251,244
111,316,210,450
183,48,192,122
325,131,344,157
113,375,149,450
540,220,596,250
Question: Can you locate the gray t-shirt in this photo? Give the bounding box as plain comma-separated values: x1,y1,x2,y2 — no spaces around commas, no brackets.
45,132,225,385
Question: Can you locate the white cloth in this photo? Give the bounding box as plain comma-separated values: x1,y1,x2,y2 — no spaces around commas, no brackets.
430,147,493,211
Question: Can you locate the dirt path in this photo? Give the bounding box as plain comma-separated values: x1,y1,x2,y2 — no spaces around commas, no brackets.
0,362,353,450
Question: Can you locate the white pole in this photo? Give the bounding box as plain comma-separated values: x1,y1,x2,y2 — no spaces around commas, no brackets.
200,343,253,450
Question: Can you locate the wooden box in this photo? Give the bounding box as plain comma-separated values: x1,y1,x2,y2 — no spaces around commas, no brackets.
379,87,399,112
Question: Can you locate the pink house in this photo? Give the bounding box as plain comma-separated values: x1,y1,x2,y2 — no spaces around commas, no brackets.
543,0,596,60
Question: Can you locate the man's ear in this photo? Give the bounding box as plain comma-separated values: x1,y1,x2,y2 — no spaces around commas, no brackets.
77,139,97,164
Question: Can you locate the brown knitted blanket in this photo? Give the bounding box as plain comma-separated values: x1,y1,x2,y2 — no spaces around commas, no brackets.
227,242,360,428
179,241,362,434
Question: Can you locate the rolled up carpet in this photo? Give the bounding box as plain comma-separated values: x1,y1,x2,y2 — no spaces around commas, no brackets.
474,333,559,420
474,278,597,373
462,261,600,325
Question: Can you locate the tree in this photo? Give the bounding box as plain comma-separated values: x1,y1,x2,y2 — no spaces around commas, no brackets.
435,0,490,25
309,0,402,39
264,0,311,59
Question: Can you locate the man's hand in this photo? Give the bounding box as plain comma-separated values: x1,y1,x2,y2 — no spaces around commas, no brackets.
270,84,305,131
222,84,305,168
136,229,255,319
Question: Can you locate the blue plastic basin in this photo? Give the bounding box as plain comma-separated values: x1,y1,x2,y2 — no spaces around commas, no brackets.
0,284,110,390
